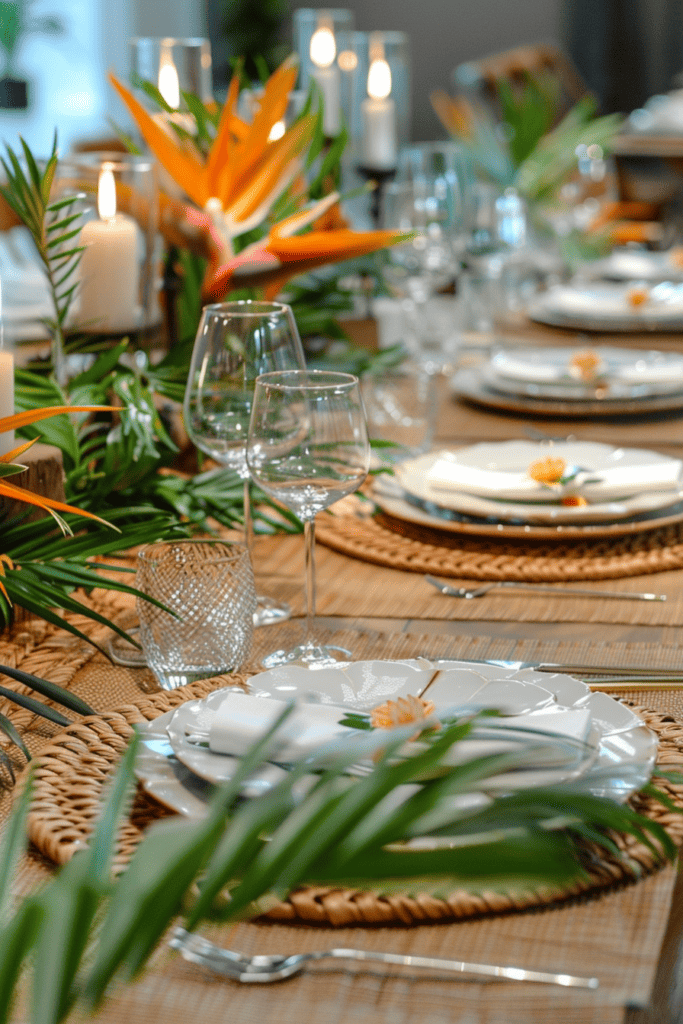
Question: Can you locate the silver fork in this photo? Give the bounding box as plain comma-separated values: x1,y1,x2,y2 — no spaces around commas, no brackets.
170,927,599,989
425,575,666,602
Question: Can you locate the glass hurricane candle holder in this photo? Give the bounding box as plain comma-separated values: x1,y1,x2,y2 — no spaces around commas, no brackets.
128,36,213,109
346,30,411,171
292,8,354,136
53,152,160,336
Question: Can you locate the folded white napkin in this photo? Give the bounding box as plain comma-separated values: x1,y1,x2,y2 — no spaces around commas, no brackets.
208,692,348,761
425,452,683,502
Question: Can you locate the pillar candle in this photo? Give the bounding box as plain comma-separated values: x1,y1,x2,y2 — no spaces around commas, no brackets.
78,166,139,333
361,58,397,169
0,350,14,457
310,24,341,137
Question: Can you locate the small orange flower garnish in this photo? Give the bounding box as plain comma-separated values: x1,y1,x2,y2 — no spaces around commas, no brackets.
569,349,603,382
528,456,566,485
370,694,439,733
561,495,588,507
627,286,649,308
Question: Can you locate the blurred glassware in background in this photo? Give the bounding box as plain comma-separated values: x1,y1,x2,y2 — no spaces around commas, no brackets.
396,140,473,258
129,37,213,109
361,363,436,461
381,179,460,371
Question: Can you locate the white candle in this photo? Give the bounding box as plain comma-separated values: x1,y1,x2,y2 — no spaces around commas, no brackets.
78,165,139,333
0,350,14,457
361,57,397,170
310,23,341,136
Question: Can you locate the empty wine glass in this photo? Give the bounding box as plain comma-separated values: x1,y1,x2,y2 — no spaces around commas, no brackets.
246,370,370,666
183,301,306,626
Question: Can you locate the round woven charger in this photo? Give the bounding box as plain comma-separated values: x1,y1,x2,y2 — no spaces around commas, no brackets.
24,682,683,927
315,512,683,582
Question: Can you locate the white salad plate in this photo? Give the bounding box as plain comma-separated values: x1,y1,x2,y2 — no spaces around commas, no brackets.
528,283,683,332
485,346,683,400
133,660,657,817
394,442,683,525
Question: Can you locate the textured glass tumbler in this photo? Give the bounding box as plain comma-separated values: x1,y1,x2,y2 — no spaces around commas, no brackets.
136,541,257,690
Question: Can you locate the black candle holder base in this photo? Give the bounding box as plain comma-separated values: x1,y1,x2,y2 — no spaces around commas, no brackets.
355,165,397,228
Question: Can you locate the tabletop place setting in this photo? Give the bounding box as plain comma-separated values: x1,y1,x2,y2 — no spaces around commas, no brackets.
5,11,683,1024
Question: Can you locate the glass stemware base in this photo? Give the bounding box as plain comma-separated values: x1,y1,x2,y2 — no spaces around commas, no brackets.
261,640,352,669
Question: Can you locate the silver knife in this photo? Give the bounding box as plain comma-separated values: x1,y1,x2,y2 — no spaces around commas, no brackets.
425,575,666,602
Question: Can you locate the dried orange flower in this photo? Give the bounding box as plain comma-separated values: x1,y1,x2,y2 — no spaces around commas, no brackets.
528,456,566,485
370,694,439,732
568,349,604,382
627,286,649,308
561,495,588,507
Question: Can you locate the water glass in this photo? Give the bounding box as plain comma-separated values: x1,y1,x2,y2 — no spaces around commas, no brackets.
136,540,257,690
361,364,436,460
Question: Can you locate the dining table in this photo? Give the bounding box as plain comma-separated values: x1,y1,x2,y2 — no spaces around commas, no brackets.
4,313,683,1024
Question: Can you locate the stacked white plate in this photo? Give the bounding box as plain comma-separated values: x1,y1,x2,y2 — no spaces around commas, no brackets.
485,346,683,401
134,659,657,821
370,440,683,539
528,282,683,332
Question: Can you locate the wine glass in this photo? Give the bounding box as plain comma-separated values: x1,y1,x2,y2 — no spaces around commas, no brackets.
183,301,307,626
246,370,370,666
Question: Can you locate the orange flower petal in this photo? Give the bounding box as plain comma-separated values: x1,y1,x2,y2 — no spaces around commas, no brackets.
226,115,315,218
231,59,299,187
206,70,240,198
108,73,210,208
268,228,408,263
0,405,116,434
0,438,37,463
0,480,113,526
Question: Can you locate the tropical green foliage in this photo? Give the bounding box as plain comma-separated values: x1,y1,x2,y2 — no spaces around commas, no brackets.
0,708,677,1023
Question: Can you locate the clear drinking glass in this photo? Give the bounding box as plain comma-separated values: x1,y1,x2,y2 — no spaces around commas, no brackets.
183,301,307,626
246,370,370,666
136,540,257,690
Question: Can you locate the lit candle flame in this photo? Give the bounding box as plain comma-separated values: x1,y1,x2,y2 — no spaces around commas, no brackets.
367,58,392,101
310,26,336,69
97,165,117,220
268,120,286,141
158,50,180,108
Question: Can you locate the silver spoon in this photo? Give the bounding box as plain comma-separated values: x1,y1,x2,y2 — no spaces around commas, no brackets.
425,575,666,602
170,928,599,988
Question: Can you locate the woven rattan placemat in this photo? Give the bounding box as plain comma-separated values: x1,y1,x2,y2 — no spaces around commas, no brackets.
23,679,683,927
315,512,683,582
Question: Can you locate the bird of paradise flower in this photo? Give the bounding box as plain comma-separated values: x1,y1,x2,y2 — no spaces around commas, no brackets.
108,57,407,302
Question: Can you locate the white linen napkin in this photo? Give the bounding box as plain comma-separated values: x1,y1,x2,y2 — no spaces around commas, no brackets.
208,692,349,761
424,452,683,503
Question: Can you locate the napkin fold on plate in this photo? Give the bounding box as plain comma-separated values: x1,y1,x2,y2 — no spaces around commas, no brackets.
208,691,350,761
424,452,683,503
205,692,593,771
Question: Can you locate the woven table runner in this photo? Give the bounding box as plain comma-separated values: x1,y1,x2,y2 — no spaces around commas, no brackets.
3,608,683,1023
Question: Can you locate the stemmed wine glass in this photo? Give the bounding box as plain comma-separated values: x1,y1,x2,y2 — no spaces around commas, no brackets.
246,370,370,665
183,301,307,626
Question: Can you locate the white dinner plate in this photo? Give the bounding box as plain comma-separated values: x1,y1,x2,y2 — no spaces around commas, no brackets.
134,660,657,816
395,442,683,524
528,283,683,332
486,346,683,400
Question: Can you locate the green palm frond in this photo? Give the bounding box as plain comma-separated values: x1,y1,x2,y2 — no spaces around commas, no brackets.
0,134,84,378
